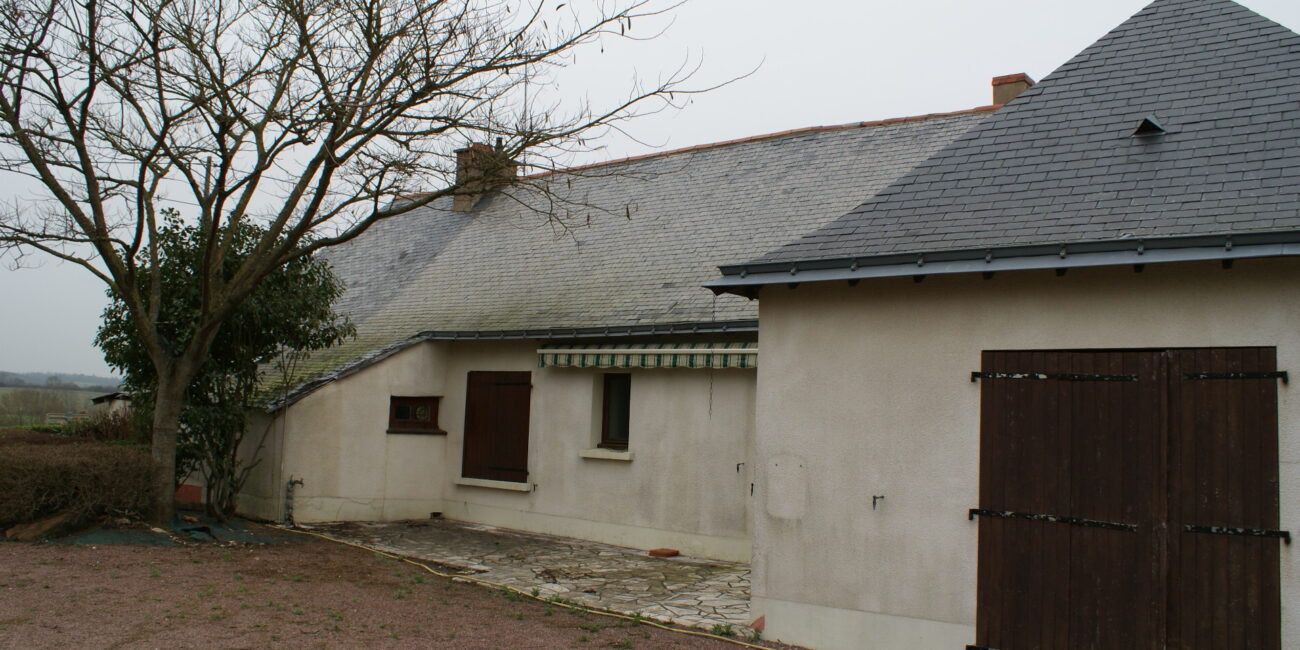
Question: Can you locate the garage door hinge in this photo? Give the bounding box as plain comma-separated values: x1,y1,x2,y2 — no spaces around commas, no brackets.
1183,371,1288,384
1184,524,1291,544
969,508,1138,532
970,371,1138,383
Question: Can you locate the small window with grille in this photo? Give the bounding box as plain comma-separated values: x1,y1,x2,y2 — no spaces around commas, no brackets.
387,396,444,434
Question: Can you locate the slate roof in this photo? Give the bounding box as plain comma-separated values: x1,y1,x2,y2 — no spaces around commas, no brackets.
278,107,993,395
739,0,1300,270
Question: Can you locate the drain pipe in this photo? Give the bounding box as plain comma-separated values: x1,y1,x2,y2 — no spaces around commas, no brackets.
284,476,305,526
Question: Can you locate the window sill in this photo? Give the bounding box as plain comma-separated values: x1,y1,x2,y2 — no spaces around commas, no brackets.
454,477,534,492
386,428,447,435
579,447,634,462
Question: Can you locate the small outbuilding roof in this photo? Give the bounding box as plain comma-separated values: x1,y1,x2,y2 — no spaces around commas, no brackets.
712,0,1300,292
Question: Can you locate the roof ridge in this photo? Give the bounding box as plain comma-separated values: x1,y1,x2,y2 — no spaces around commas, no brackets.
519,104,1001,180
397,104,997,200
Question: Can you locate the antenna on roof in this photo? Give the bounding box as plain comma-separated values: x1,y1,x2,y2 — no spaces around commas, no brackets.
1132,115,1167,137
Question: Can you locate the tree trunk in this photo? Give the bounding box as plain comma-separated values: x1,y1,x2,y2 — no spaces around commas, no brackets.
149,373,188,524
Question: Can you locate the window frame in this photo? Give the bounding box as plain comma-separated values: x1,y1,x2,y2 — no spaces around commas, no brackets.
599,373,631,450
387,395,445,435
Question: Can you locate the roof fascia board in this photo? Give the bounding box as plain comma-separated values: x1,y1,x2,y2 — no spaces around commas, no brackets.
708,231,1300,294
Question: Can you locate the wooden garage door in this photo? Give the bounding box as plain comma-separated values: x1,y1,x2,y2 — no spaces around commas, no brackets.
973,348,1283,650
1167,349,1282,650
462,371,532,483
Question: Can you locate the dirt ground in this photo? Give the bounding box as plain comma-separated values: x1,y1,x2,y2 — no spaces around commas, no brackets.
0,527,784,649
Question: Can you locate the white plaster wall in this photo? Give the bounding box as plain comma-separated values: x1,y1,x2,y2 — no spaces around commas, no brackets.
240,341,451,522
436,341,754,561
753,258,1300,650
238,410,282,521
242,338,756,562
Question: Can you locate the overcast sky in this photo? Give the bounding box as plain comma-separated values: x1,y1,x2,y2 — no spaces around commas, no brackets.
3,0,1299,377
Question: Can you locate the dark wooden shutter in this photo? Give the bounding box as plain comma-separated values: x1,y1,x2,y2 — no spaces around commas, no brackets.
975,348,1281,650
462,371,532,483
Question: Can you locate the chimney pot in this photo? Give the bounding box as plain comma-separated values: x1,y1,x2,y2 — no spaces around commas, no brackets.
992,73,1035,105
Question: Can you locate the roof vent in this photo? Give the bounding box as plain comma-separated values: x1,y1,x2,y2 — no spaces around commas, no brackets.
1132,115,1166,137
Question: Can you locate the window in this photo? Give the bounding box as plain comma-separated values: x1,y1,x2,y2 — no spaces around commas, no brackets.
600,374,631,450
387,396,444,434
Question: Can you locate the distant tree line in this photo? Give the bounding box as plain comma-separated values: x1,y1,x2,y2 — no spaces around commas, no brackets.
0,372,119,393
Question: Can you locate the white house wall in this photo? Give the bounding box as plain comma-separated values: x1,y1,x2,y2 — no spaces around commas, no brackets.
238,409,282,521
752,258,1300,650
240,339,755,562
240,340,452,523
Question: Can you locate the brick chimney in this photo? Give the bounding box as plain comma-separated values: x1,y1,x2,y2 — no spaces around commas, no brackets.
452,139,518,212
992,73,1035,105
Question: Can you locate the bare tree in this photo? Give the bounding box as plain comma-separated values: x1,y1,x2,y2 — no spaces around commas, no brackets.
0,0,699,521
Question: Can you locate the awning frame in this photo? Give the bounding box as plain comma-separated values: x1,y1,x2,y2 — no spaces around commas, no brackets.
537,342,758,369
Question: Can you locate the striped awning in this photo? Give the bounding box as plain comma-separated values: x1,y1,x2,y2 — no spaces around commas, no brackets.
537,342,758,369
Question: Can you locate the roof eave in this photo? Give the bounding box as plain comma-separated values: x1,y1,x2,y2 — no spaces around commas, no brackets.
707,230,1300,296
265,319,759,412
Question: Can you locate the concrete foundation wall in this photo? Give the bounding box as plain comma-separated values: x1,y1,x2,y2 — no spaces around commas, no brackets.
753,259,1300,650
240,340,755,562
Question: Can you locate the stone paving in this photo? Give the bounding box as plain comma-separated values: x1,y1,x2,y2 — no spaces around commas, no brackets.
305,519,752,631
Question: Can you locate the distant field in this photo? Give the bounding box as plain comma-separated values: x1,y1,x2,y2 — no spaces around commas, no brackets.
0,387,102,403
0,388,102,426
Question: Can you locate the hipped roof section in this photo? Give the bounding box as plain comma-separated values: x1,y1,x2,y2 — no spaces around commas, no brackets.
715,0,1300,290
273,106,994,402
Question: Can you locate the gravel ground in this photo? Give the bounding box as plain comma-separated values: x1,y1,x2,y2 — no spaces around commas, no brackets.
0,528,791,649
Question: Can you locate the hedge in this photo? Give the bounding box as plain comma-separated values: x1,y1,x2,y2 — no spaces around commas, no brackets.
0,434,155,530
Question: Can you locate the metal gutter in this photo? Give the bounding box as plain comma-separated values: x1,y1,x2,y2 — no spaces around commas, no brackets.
266,320,758,411
707,231,1300,297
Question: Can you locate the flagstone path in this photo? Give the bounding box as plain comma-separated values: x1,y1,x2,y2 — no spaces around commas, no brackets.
304,519,752,632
